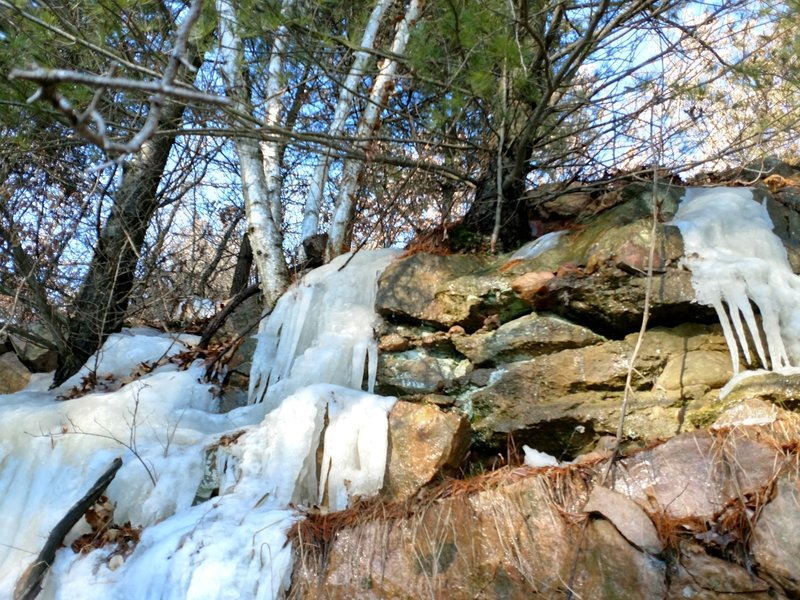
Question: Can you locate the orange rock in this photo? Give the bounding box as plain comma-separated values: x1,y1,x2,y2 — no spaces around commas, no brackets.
383,401,471,502
511,271,555,302
379,333,410,353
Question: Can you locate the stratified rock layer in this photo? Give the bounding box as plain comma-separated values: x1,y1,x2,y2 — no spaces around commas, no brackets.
290,405,797,599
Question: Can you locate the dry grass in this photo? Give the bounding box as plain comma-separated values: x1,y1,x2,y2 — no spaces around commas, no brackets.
287,462,596,599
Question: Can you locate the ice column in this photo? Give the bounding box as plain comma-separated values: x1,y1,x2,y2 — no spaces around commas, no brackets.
248,248,400,408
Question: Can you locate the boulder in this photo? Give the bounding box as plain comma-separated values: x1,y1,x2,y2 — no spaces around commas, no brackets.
673,540,770,596
500,183,721,335
504,182,684,272
376,253,528,331
217,294,263,390
383,401,471,502
292,471,586,599
376,348,470,396
451,312,605,366
582,485,663,555
529,267,709,336
573,519,667,599
376,322,454,353
684,372,800,429
510,271,554,302
721,371,800,411
0,352,32,394
10,328,58,372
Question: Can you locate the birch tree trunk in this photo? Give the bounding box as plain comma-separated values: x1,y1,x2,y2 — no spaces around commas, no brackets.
216,0,291,310
299,0,395,253
327,0,422,258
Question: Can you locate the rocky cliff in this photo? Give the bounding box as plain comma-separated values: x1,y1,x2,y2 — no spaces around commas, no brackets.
288,178,800,599
4,175,800,599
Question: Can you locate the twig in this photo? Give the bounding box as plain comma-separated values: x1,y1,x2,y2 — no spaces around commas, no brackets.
198,284,260,350
565,46,667,596
601,169,660,482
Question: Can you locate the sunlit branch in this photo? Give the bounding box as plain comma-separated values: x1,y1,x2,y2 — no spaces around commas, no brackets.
7,0,224,158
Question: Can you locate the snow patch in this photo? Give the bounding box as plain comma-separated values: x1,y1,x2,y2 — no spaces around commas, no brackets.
523,445,560,468
56,328,200,392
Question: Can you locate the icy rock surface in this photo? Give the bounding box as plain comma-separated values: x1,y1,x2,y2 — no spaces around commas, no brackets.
673,187,800,374
508,230,567,262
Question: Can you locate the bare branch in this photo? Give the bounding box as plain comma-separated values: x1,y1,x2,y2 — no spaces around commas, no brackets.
8,68,230,107
7,0,223,157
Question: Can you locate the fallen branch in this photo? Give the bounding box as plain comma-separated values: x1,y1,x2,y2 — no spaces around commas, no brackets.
13,457,123,600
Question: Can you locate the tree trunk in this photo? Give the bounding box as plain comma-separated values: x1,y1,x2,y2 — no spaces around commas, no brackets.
53,100,189,386
327,0,422,258
460,135,535,252
300,0,395,253
229,232,253,297
216,0,292,311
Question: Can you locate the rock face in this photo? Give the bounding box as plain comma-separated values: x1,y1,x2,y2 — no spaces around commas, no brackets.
464,325,731,454
751,475,800,595
291,408,797,599
287,179,800,599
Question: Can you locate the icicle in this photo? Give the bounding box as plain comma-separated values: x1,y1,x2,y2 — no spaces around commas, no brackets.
248,249,399,409
673,187,800,374
710,296,741,375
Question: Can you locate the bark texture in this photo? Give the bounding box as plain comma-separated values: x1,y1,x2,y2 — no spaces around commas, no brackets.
53,99,189,386
300,0,395,251
327,0,422,258
217,0,291,311
460,136,535,251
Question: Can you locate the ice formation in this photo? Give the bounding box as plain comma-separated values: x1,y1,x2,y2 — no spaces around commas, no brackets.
673,187,800,375
508,230,568,262
248,248,399,408
0,250,400,599
522,445,560,468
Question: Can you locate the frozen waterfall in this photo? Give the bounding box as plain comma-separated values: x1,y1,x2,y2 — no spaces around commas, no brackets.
673,187,800,375
248,248,399,409
0,250,400,600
